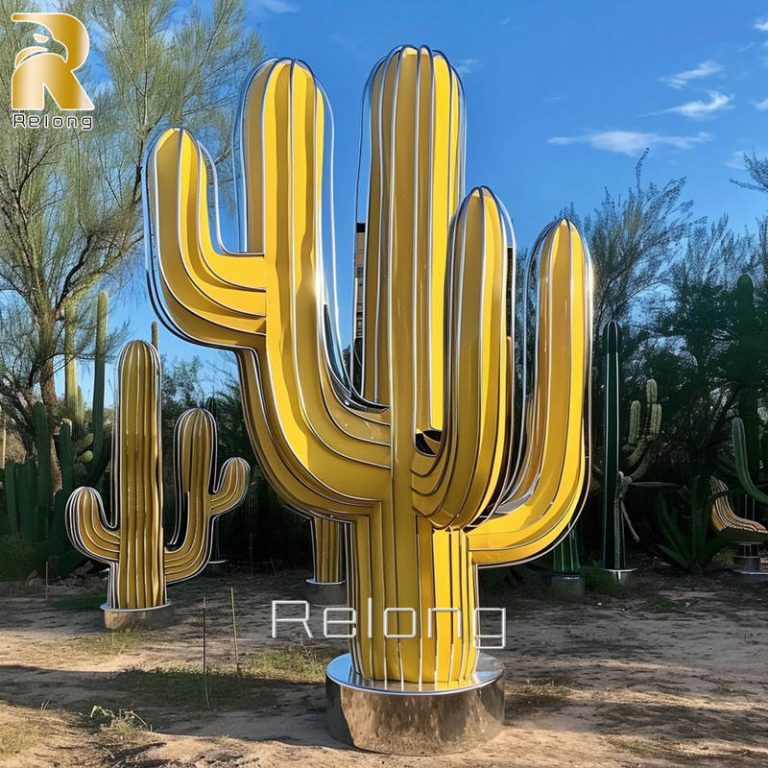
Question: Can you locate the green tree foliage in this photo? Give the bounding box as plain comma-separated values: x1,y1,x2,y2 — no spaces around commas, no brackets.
0,0,262,474
566,151,693,336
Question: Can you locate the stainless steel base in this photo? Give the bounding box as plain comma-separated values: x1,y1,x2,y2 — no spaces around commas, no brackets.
550,573,585,598
102,602,174,630
305,578,347,606
205,559,228,576
602,567,637,586
325,653,504,755
733,555,761,572
733,569,768,582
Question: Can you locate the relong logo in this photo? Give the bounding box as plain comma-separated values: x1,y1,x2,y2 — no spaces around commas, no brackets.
11,12,93,112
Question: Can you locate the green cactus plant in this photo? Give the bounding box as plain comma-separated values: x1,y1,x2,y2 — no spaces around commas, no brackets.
601,321,663,572
66,341,250,612
1,292,111,576
2,403,77,572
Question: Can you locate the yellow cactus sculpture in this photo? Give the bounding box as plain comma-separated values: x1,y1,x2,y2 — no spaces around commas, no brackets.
145,46,592,684
66,341,250,611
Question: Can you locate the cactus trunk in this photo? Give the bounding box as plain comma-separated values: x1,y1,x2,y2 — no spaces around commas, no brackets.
350,515,477,684
553,529,580,575
601,322,624,571
113,342,166,608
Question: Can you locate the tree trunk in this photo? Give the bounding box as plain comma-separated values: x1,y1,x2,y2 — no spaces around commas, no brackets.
39,342,62,492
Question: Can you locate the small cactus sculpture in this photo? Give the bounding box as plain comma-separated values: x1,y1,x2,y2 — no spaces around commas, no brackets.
66,341,250,613
601,321,662,573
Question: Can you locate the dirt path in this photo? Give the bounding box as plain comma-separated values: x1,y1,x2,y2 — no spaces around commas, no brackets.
0,567,766,767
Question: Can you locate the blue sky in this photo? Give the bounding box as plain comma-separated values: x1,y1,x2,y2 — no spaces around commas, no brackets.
119,0,768,397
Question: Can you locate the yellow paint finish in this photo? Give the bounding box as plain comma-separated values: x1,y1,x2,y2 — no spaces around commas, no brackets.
311,516,343,583
710,477,768,534
166,409,249,583
146,46,592,684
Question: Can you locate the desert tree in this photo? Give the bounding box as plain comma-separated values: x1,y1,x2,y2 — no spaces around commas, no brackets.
564,151,693,337
0,0,263,483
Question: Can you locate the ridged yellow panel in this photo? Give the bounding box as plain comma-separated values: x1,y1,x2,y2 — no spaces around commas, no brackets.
709,477,768,534
310,517,343,583
66,341,250,610
145,45,592,684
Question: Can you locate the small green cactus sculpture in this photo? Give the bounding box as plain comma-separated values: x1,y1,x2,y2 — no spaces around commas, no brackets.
552,528,580,575
601,321,662,573
66,341,250,615
731,417,768,506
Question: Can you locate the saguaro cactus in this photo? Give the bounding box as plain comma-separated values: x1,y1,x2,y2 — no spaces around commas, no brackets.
145,46,592,684
66,341,250,610
601,321,662,572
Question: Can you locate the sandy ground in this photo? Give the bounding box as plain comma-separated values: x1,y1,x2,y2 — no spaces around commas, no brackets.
0,564,766,768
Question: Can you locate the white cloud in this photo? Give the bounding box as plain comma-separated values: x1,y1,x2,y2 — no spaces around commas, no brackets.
755,18,768,31
254,0,298,13
548,130,712,156
727,148,767,169
659,60,722,89
754,97,768,110
659,90,733,119
456,58,479,75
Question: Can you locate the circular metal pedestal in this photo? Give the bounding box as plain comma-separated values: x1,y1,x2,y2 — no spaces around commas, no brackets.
305,578,347,606
205,559,228,576
602,568,637,587
102,602,174,631
733,569,768,582
325,653,504,755
733,556,761,573
550,574,585,598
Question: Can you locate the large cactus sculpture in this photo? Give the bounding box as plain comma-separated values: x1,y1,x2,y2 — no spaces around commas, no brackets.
601,321,662,573
66,341,250,611
145,46,592,684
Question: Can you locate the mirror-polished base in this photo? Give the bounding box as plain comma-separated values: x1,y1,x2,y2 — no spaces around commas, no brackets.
325,653,504,755
602,567,637,586
733,555,761,572
550,573,585,598
102,602,174,630
733,569,768,581
305,578,347,606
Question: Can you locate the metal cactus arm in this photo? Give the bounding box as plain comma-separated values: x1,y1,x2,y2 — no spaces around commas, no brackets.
468,220,592,565
166,409,250,583
709,477,768,534
146,46,592,685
